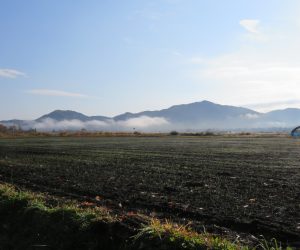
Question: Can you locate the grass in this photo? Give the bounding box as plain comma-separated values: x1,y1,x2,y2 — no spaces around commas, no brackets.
0,183,122,250
0,181,113,221
256,237,293,250
134,219,294,250
0,182,293,250
134,218,250,250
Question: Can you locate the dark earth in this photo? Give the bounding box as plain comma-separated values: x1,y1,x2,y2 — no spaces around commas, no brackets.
0,136,299,247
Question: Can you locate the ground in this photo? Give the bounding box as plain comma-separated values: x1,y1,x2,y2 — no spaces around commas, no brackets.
0,135,299,247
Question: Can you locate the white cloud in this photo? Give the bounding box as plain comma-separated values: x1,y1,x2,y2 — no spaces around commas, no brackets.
245,99,300,112
194,50,300,110
131,8,174,23
31,118,108,131
132,9,163,21
172,51,182,57
188,15,300,112
27,89,88,98
240,19,260,33
242,113,260,119
0,69,26,78
239,19,268,42
118,116,169,128
199,54,300,83
25,116,169,131
189,57,204,64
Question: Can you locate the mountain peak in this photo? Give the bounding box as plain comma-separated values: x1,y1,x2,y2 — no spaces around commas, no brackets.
36,110,88,122
200,100,214,104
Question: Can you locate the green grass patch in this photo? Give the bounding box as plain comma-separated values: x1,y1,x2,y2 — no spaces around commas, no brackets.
0,183,293,250
133,218,249,250
132,219,294,250
0,183,127,250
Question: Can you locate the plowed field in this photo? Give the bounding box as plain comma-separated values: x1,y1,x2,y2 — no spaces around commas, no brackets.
0,136,299,246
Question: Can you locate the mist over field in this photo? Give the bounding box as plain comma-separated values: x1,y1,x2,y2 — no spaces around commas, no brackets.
2,101,300,132
1,115,296,132
23,118,294,132
22,116,170,132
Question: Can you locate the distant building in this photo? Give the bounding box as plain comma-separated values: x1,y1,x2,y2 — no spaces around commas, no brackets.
291,126,300,137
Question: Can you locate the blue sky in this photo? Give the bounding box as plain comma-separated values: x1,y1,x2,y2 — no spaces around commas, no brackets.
1,0,299,119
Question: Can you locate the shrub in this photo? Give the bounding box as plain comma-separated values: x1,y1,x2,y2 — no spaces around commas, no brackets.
169,131,179,136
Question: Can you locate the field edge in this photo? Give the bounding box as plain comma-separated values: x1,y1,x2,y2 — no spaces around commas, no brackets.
0,182,294,250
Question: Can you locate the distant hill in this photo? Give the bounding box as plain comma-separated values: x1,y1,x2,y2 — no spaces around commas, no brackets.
114,100,259,123
261,108,300,125
36,110,109,122
1,100,300,131
36,110,89,122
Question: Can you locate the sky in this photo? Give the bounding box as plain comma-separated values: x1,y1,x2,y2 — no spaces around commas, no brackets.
1,0,300,120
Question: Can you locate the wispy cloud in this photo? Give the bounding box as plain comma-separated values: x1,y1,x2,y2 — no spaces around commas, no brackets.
171,50,182,57
0,69,26,78
239,19,267,42
189,57,204,64
240,19,260,33
245,99,300,112
133,9,163,21
193,52,300,109
187,16,300,111
122,36,135,45
27,89,88,98
130,7,174,23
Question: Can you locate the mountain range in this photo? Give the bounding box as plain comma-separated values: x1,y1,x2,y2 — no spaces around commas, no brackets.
1,100,300,132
